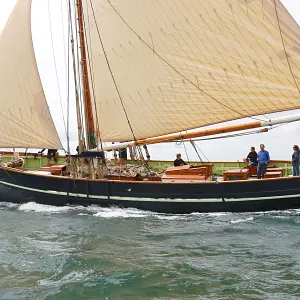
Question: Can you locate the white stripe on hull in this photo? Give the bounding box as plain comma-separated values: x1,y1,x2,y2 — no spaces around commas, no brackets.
0,180,299,203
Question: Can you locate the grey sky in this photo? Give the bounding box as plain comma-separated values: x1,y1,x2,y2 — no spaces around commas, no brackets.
0,0,300,161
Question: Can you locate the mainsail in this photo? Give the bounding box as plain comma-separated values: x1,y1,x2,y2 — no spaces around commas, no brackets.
0,0,62,149
83,0,300,142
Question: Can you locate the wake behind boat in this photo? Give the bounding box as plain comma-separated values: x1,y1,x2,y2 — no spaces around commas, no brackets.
0,0,300,213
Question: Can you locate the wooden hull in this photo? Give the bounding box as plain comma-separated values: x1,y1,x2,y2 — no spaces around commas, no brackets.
0,166,300,213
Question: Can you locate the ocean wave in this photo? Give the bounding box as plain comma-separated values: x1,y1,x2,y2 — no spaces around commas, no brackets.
0,202,19,208
229,217,254,224
154,215,187,220
38,270,95,287
2,200,300,222
92,207,153,218
253,209,300,216
28,239,76,253
18,202,71,213
191,212,230,217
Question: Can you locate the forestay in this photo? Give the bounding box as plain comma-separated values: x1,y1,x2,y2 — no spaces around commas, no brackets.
0,0,62,149
83,0,300,142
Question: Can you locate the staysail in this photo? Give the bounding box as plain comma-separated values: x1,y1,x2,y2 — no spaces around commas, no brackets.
83,0,300,142
0,0,62,149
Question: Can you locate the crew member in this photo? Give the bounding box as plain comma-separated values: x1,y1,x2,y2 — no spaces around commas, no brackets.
243,146,258,167
292,145,300,176
174,153,187,167
39,149,58,164
119,148,128,160
257,144,270,179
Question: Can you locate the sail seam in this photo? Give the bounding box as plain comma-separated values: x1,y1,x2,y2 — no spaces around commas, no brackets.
273,0,300,94
89,0,151,169
105,0,265,122
89,0,138,142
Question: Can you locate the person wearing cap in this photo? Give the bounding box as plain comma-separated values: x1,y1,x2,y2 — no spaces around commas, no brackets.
292,145,300,176
174,153,187,167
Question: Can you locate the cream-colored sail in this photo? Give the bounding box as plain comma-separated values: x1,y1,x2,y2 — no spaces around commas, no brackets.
83,0,300,142
0,0,62,149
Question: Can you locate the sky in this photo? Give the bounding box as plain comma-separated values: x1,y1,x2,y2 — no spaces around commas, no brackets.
0,0,300,162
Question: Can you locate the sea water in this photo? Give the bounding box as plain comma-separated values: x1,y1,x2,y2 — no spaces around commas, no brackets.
0,202,300,299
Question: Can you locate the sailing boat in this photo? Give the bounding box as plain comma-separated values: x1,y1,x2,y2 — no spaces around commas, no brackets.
0,0,300,213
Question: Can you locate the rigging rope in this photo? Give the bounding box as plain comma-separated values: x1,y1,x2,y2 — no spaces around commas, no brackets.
193,142,210,162
89,0,150,168
189,140,203,163
182,139,190,164
67,0,84,145
47,0,68,140
105,0,266,122
89,0,139,141
175,137,208,163
66,0,71,159
175,136,190,163
60,0,68,94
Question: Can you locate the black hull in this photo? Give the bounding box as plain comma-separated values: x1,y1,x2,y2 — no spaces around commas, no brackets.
1,167,300,214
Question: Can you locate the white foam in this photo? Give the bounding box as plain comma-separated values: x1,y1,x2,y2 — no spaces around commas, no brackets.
191,212,230,217
18,202,71,213
0,202,19,208
90,207,205,220
154,215,187,220
283,209,300,215
230,217,254,224
254,209,300,216
92,207,152,218
207,212,229,217
83,205,191,220
38,270,92,287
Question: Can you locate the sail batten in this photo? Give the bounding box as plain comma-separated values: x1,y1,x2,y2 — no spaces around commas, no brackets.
0,0,62,149
83,0,300,142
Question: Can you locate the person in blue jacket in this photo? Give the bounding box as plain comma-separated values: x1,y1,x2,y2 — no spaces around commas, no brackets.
257,144,270,179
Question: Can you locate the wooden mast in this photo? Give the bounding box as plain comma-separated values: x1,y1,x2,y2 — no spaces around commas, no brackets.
76,0,96,150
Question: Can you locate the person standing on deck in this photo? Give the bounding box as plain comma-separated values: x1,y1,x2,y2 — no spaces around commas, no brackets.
257,144,270,179
292,145,300,176
174,154,187,167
